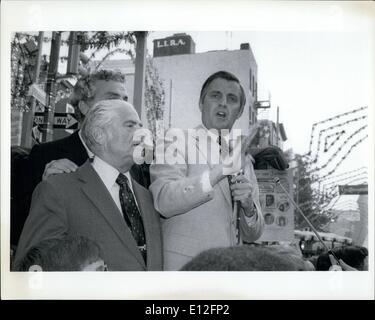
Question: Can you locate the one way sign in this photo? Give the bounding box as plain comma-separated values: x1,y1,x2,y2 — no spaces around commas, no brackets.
33,112,79,130
53,113,78,129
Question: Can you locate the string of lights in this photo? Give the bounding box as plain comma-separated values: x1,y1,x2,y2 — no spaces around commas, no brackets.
307,106,367,155
321,194,341,211
343,177,368,186
323,171,368,191
319,166,367,182
309,125,367,174
317,135,368,181
324,130,345,152
308,115,367,163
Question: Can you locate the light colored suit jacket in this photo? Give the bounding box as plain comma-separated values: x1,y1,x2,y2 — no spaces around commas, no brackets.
150,125,264,270
14,161,163,271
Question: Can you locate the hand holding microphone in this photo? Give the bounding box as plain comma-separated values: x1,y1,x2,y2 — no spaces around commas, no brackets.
221,123,260,176
229,173,256,216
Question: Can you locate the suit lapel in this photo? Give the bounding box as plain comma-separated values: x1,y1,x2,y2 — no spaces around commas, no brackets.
77,162,146,268
192,125,232,207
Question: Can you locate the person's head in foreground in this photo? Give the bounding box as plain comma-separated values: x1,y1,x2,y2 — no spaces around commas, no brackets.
180,245,310,271
15,235,106,271
13,238,61,271
316,245,368,271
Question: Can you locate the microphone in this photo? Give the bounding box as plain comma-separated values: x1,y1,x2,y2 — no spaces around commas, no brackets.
229,170,244,245
274,177,341,265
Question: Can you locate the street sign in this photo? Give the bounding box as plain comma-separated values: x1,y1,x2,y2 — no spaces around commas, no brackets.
28,84,46,105
33,112,78,130
53,113,78,129
33,114,45,126
338,184,368,195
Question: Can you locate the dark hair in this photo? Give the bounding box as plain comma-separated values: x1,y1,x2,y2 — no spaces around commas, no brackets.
199,71,246,115
42,235,103,271
14,236,103,271
316,245,368,271
180,245,308,271
70,69,126,122
13,238,61,271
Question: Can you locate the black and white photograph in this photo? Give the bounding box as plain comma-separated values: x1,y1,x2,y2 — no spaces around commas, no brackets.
1,0,374,301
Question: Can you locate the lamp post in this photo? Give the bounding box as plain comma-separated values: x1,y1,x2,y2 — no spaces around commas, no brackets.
133,32,147,119
21,31,44,148
42,31,61,143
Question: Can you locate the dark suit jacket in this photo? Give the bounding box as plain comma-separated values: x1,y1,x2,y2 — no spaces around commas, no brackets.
14,161,162,271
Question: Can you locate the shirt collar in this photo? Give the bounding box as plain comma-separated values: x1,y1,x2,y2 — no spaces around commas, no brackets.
92,156,131,190
201,124,230,145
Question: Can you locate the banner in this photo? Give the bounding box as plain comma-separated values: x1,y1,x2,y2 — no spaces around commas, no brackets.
255,169,294,242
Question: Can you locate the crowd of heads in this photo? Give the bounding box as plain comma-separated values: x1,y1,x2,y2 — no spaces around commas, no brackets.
180,245,309,271
315,245,368,271
181,244,368,272
14,235,367,272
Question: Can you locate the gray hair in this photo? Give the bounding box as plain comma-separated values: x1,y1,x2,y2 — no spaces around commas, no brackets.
81,99,128,154
70,69,127,122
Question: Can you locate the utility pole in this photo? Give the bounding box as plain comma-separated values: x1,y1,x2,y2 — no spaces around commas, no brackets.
67,32,81,75
21,31,44,148
42,31,61,142
133,32,147,119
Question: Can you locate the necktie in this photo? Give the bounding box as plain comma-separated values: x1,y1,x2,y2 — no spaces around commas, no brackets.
217,135,235,208
116,173,147,262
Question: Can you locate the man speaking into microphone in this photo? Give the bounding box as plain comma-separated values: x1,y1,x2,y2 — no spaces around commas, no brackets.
150,71,264,270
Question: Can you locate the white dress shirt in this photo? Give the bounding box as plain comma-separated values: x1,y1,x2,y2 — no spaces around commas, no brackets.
199,125,230,192
91,155,138,217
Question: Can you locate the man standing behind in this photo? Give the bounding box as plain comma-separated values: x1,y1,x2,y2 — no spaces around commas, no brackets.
29,69,148,189
14,100,162,271
150,71,264,270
